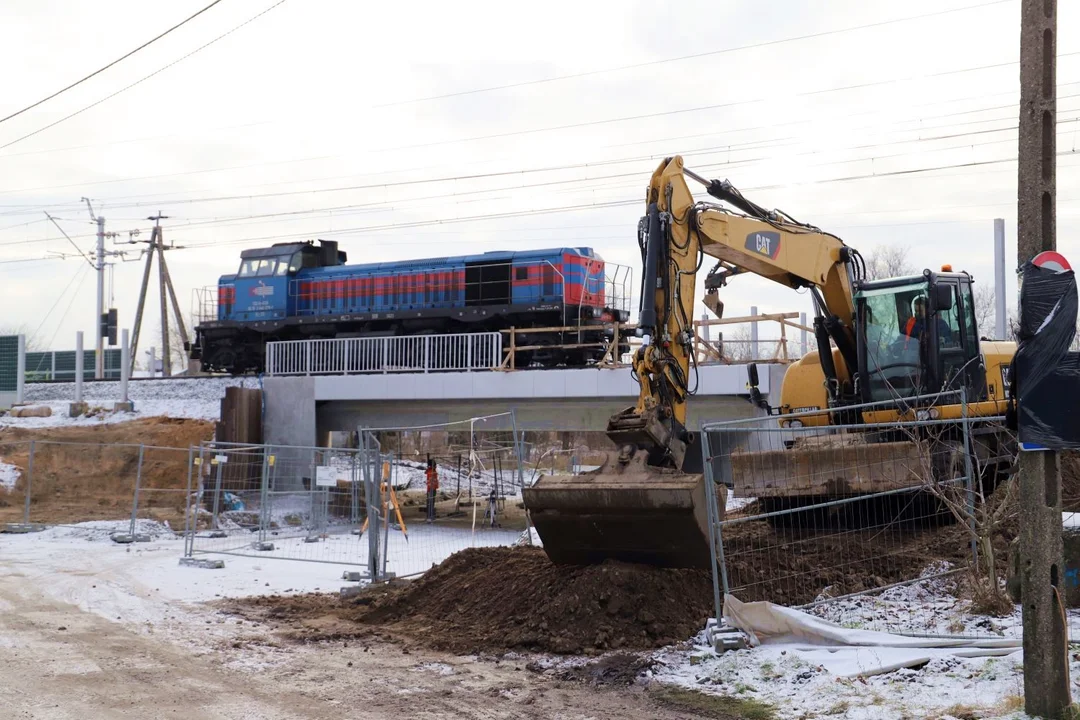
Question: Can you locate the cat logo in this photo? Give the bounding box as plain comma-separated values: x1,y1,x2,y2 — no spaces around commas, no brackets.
250,281,275,297
744,231,781,260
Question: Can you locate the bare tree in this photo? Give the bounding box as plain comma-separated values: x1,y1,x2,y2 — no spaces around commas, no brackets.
158,322,191,375
864,245,918,281
972,284,998,337
719,325,753,362
907,420,1017,612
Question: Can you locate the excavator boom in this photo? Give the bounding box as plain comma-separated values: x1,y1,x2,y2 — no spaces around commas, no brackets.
523,156,862,568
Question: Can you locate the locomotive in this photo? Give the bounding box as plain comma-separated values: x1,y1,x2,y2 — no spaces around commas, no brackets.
190,240,630,374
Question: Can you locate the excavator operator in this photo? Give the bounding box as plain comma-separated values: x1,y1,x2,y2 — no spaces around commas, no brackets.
903,296,953,345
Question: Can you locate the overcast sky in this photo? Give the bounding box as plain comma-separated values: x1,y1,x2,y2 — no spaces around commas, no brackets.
1,0,1077,355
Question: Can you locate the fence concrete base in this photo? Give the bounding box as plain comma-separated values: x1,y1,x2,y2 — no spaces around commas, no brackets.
179,557,225,569
3,523,45,534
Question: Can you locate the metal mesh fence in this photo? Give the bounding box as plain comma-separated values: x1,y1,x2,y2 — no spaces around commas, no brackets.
185,443,377,570
0,441,192,537
700,392,1016,638
359,415,528,579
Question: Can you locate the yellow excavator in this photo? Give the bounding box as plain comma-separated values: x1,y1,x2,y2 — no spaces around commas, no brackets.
522,155,1016,568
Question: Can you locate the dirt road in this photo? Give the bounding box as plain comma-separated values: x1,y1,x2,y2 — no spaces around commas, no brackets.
0,567,721,719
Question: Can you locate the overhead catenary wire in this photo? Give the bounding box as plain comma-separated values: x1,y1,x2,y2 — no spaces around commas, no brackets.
375,0,1015,107
0,0,287,152
1,72,1078,220
4,130,1080,257
26,262,89,349
0,0,226,127
4,49,1077,211
43,264,92,352
7,98,1074,222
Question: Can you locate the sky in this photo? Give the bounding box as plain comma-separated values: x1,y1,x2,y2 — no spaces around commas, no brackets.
0,0,1077,357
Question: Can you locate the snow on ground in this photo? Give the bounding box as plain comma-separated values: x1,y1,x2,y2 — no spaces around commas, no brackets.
0,460,19,490
0,514,519,662
3,376,260,427
648,569,1080,720
1,515,520,615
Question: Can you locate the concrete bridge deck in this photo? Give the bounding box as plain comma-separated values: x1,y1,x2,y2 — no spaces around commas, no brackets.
264,363,785,447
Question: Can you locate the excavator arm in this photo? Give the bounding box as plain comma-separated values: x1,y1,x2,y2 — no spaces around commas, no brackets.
523,156,862,568
608,155,860,471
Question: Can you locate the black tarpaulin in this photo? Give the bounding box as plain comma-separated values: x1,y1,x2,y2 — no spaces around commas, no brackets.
1013,261,1080,449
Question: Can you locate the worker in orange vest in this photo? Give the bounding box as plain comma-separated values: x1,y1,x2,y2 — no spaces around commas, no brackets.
903,295,953,350
425,458,439,523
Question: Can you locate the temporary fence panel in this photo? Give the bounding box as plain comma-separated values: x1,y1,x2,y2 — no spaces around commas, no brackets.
265,332,503,376
699,392,1012,638
185,443,384,575
358,414,527,579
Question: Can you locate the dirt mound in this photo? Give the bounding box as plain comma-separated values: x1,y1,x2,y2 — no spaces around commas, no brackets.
0,418,214,525
229,547,715,655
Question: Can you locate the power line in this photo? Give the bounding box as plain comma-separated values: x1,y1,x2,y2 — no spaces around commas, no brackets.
1,72,1075,215
379,54,1080,154
60,111,1080,216
27,262,88,349
5,50,1073,208
0,0,288,152
0,1,226,126
0,114,1069,246
375,0,1014,107
44,265,91,351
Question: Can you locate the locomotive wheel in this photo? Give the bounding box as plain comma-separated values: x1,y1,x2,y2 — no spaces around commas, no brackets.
210,348,238,374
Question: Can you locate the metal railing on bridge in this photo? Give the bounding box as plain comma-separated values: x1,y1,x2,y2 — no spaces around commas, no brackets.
265,332,503,376
263,311,811,376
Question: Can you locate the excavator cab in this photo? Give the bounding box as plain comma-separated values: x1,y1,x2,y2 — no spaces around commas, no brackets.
855,271,985,406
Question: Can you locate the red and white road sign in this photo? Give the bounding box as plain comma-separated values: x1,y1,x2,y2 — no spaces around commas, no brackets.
1031,251,1072,273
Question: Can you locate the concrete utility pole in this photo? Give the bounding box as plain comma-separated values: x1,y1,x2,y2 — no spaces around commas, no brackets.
95,214,105,378
1017,1,1071,716
82,198,120,379
993,218,1007,340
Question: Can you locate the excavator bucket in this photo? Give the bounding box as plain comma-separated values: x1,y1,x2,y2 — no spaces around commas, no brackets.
522,450,721,568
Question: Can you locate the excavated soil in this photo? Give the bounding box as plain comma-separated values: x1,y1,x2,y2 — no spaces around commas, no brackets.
0,418,215,525
228,546,715,655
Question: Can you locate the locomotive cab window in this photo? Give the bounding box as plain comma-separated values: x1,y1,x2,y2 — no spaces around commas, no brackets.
255,259,276,277
237,259,258,277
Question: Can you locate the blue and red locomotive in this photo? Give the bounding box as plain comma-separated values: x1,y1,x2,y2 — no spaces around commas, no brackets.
191,240,630,373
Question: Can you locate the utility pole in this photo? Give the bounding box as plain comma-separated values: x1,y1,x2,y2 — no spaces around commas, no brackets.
82,199,120,379
127,213,189,377
1017,1,1070,716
